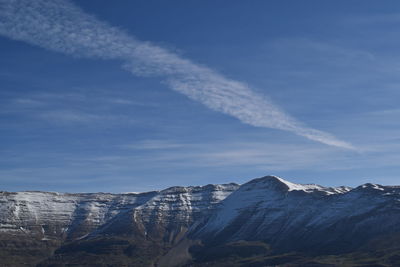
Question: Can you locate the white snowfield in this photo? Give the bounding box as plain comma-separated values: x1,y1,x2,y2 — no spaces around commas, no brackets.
273,176,351,194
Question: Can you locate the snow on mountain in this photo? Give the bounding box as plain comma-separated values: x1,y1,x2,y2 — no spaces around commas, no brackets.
189,176,400,254
0,191,157,239
0,183,238,241
134,183,239,221
272,176,351,194
1,175,400,257
88,183,240,241
190,176,351,235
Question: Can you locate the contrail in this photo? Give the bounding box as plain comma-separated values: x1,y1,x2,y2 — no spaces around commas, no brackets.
0,0,354,149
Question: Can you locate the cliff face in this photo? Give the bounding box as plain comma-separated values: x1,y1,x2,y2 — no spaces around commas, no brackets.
0,183,239,266
1,176,400,266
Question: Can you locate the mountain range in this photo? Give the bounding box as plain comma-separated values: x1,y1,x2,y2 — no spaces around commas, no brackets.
1,175,400,266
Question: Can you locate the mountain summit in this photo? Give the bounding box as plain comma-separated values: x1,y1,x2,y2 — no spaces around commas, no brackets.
1,176,399,266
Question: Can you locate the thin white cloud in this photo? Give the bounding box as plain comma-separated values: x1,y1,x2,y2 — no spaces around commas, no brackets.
0,0,353,149
38,110,102,123
121,140,185,150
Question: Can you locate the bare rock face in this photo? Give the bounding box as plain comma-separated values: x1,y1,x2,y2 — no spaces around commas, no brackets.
1,176,400,266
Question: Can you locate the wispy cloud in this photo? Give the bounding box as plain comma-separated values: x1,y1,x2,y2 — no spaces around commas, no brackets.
2,136,400,191
111,139,346,171
1,91,149,125
38,110,102,123
0,0,353,149
121,140,185,150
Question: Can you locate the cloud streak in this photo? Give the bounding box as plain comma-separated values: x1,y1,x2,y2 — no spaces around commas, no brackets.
0,0,353,149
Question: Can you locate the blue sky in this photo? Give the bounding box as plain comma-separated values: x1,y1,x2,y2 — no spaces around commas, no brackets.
1,0,400,192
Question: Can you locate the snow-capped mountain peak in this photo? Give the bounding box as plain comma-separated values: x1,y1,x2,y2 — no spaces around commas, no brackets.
243,175,351,195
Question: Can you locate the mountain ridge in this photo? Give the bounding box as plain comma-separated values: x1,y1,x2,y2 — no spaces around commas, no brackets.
1,175,400,266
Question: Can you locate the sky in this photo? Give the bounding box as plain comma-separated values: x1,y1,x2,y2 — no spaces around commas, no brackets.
1,0,400,192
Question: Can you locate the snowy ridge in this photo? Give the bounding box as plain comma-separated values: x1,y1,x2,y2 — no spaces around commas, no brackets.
247,175,351,194
1,175,399,256
190,176,400,254
133,184,238,226
0,183,238,240
0,191,157,239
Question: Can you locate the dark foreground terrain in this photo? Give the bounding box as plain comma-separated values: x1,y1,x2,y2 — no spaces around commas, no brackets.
1,176,400,266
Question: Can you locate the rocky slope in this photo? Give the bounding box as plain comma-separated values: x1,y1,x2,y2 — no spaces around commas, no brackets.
1,176,400,266
0,183,238,266
189,177,400,258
